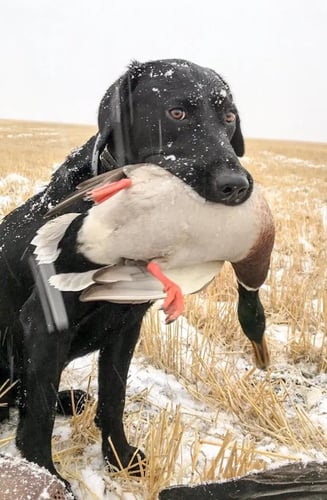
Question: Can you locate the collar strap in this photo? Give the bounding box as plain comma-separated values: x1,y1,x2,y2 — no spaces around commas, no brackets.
99,145,119,173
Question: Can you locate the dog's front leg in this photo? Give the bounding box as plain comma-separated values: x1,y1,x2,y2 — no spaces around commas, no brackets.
95,306,147,475
17,289,73,480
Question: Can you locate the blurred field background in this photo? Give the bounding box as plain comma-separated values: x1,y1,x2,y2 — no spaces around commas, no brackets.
0,119,326,499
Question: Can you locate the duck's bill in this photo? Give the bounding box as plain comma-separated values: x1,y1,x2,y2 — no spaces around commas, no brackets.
251,336,270,370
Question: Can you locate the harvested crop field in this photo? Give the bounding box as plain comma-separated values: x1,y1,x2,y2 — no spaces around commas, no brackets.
0,119,326,499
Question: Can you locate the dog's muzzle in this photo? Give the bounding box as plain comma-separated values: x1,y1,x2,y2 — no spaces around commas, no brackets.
213,171,253,206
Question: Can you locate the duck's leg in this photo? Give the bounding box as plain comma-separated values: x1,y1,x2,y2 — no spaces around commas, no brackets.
147,261,184,324
88,178,132,204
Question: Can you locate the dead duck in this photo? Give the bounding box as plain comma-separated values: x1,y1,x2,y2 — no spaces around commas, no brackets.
32,163,275,368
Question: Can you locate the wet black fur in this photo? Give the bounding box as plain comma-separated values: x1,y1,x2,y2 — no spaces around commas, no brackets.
0,59,265,489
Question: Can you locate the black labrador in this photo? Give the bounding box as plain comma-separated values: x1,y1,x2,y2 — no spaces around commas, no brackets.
0,59,265,488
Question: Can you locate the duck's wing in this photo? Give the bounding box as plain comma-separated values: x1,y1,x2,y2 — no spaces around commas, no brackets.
31,212,81,263
49,270,99,291
79,261,224,304
46,261,224,303
47,263,165,302
46,165,137,217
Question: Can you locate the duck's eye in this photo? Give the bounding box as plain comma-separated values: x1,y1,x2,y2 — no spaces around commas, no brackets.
225,111,236,124
168,108,186,120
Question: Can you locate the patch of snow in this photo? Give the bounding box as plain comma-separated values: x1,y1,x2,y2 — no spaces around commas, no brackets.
262,151,326,169
0,174,48,215
268,324,289,344
0,195,14,210
37,132,59,136
80,464,105,498
0,173,30,187
298,236,315,252
6,133,34,138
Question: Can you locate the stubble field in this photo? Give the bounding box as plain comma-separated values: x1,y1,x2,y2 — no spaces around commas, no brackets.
0,119,326,499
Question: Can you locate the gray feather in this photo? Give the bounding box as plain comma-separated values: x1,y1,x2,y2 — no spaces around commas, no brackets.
49,270,97,291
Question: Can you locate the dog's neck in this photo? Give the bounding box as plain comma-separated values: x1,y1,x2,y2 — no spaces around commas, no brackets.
99,146,119,173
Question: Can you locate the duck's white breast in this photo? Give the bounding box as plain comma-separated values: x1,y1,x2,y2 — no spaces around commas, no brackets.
78,165,266,267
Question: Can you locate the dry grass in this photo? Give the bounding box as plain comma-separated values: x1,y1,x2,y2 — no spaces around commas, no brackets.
0,119,326,498
0,119,95,215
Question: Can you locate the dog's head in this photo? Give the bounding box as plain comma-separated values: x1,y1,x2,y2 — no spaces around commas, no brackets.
92,59,252,205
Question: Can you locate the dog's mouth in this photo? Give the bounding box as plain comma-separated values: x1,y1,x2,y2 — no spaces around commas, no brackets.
143,153,254,206
99,147,253,206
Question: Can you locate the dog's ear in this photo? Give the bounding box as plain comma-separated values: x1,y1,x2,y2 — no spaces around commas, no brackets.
230,114,245,157
213,71,245,158
91,62,142,175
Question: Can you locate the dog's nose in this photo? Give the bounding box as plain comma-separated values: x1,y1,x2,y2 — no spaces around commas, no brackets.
215,172,252,205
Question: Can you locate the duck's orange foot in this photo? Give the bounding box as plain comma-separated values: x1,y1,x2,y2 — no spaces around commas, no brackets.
162,283,184,324
147,262,184,324
88,178,132,204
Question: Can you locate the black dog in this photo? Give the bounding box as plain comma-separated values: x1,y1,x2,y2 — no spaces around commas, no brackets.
0,59,270,489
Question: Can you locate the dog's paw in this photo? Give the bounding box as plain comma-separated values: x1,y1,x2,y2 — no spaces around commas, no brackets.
104,444,147,476
56,389,93,415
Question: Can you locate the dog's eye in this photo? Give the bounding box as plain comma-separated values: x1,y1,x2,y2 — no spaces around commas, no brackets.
225,112,236,124
168,108,186,120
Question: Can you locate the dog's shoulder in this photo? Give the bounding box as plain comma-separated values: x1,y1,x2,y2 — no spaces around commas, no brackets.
0,135,97,241
45,135,97,206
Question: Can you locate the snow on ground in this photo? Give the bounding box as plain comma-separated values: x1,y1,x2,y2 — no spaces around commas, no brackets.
260,151,327,170
0,312,326,499
0,152,326,498
0,173,48,219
